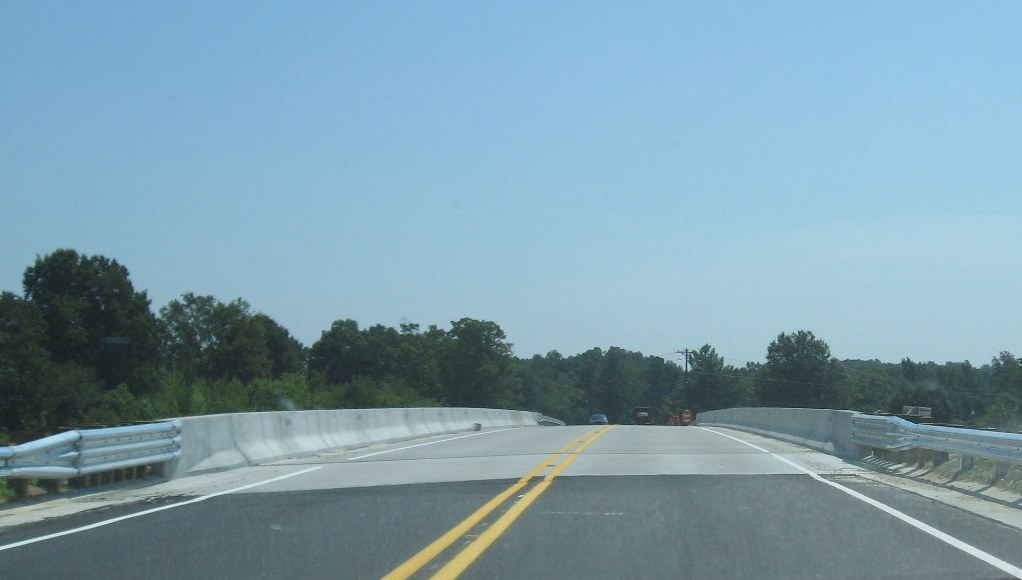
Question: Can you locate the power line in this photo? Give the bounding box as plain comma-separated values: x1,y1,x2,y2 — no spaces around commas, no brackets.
675,349,695,374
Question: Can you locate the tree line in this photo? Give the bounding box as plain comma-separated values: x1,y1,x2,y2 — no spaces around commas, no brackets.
1,249,1020,438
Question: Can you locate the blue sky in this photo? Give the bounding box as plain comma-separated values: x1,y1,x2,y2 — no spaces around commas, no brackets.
3,2,1020,366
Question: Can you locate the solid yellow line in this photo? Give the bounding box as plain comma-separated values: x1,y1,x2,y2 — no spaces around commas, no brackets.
428,425,616,580
379,426,607,580
555,424,608,452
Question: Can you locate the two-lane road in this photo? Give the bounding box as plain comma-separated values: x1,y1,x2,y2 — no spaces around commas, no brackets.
2,425,1021,579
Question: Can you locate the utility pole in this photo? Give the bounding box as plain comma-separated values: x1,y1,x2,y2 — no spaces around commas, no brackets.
673,349,696,421
676,349,694,376
676,348,694,398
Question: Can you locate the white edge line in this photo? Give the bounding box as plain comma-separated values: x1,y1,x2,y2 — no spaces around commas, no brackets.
2,427,520,551
345,428,515,461
697,426,1022,579
0,465,323,553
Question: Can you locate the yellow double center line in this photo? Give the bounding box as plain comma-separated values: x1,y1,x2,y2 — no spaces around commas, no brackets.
381,425,615,580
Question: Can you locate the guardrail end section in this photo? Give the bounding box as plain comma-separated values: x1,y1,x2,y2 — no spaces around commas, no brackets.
1,420,183,498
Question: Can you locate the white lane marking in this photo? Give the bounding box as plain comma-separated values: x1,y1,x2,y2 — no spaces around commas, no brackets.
0,466,322,553
345,428,515,461
698,427,1022,579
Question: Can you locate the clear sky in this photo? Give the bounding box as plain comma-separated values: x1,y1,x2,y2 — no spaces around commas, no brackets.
3,2,1020,366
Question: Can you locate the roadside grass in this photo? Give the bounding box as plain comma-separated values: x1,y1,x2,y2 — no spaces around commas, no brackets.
0,479,15,502
932,456,1022,495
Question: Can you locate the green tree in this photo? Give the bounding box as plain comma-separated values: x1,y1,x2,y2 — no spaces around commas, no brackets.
515,351,587,423
85,384,154,425
309,319,452,407
22,249,160,392
0,292,48,429
991,352,1022,398
394,323,447,400
0,291,108,432
644,355,682,417
587,347,656,422
204,304,272,382
441,318,519,408
159,294,295,382
840,368,899,413
900,358,924,382
758,330,842,408
159,293,219,381
735,363,762,407
308,319,374,385
889,382,955,423
683,344,740,413
976,393,1021,431
253,314,305,378
935,360,985,421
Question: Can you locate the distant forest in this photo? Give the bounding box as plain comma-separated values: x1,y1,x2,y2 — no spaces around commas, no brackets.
2,249,1020,439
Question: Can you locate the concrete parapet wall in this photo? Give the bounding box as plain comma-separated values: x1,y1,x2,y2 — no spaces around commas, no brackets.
696,407,862,459
163,408,540,480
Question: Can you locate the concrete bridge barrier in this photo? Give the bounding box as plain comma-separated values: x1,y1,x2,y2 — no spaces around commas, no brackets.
164,407,541,479
696,407,862,459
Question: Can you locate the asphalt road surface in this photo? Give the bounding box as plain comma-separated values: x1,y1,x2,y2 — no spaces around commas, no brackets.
2,425,1021,579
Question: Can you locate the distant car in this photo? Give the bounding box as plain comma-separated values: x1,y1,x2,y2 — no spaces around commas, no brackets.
631,406,655,425
588,413,609,425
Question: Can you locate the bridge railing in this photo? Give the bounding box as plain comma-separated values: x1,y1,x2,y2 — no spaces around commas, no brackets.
0,421,182,480
850,413,1022,471
537,415,566,426
697,408,1022,474
2,409,563,498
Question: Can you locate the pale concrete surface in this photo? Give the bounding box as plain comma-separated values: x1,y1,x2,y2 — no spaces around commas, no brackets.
0,429,527,532
167,407,540,478
4,424,1022,579
3,424,1020,536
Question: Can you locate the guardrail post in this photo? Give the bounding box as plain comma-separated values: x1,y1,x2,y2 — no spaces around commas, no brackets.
39,479,60,494
918,449,947,468
994,461,1010,481
11,478,30,498
960,456,974,471
895,449,912,465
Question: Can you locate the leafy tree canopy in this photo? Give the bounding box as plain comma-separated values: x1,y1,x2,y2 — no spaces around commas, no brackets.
759,330,842,408
22,249,159,392
2,250,1021,433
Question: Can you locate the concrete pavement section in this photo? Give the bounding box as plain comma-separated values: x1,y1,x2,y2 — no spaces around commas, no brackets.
2,426,1021,579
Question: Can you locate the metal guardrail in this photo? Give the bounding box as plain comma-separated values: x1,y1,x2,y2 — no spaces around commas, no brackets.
0,421,182,479
537,415,566,426
851,413,1022,466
